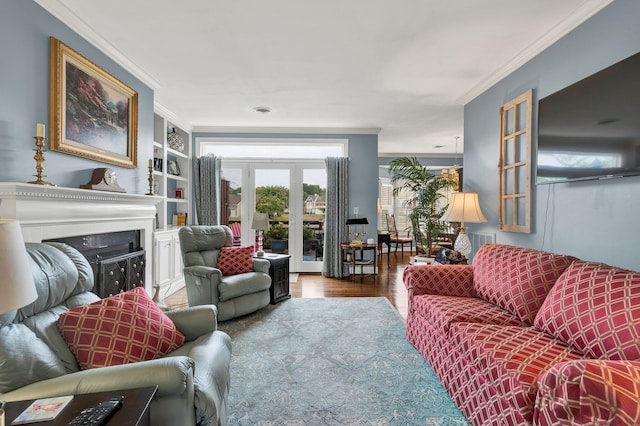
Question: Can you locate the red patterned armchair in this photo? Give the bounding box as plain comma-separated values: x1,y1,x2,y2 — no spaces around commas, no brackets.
403,244,640,426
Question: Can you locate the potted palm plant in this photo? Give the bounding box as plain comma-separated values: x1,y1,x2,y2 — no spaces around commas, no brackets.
388,157,456,255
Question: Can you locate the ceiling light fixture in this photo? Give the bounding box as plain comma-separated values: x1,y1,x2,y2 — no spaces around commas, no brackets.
253,106,272,114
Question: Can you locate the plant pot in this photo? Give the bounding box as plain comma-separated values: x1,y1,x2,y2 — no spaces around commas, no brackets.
270,239,287,253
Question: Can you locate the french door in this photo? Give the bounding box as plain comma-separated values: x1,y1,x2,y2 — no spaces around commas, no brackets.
222,161,326,273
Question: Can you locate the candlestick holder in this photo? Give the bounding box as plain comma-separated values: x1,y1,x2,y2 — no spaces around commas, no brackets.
146,163,155,195
27,136,56,186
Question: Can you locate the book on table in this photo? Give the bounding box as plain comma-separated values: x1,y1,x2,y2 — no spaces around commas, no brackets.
11,395,74,424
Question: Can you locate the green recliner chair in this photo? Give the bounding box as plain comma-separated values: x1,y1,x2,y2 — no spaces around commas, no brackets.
178,225,272,321
0,242,231,426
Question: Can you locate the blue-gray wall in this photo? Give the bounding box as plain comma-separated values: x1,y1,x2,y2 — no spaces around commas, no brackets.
0,1,154,191
464,0,640,271
378,156,461,180
192,131,379,229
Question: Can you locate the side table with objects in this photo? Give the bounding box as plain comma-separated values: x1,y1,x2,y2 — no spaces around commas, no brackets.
3,386,157,426
259,253,291,304
340,243,378,280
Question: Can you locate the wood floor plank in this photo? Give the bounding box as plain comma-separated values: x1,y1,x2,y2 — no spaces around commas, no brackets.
165,250,413,320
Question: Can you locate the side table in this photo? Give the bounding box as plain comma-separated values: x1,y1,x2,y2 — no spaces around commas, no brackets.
3,386,157,426
377,232,391,267
260,253,291,304
341,243,377,280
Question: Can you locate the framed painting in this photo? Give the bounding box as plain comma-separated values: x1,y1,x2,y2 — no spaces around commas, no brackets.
49,37,138,168
167,160,181,176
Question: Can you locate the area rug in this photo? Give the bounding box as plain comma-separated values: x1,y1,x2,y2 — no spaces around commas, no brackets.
218,297,469,425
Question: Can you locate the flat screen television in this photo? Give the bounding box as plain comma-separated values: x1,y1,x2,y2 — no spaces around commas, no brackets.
536,50,640,184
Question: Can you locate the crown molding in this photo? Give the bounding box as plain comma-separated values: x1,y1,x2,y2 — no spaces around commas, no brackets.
34,0,161,90
457,0,613,105
154,103,193,133
377,152,455,159
191,126,382,135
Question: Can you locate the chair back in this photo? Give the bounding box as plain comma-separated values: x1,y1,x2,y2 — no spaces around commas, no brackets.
178,226,234,268
387,214,399,237
230,222,242,246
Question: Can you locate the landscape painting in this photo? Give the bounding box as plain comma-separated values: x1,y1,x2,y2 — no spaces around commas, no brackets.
49,37,138,168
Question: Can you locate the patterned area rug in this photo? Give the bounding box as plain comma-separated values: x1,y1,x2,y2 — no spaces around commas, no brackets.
218,298,469,425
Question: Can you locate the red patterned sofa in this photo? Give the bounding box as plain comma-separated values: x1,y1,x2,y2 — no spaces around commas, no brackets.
403,243,640,426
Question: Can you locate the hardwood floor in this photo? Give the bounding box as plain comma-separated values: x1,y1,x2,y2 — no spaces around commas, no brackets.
165,250,413,320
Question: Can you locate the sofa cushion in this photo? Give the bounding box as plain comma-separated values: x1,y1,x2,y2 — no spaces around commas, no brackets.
534,261,640,360
0,323,67,393
218,271,272,302
57,287,185,370
473,244,576,325
450,323,583,424
412,294,526,335
217,246,254,276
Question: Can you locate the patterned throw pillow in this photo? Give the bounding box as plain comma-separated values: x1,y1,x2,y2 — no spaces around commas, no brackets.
57,287,185,370
534,260,640,360
217,245,254,275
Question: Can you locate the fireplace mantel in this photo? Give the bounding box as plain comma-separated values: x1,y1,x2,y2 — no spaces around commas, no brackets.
0,182,163,292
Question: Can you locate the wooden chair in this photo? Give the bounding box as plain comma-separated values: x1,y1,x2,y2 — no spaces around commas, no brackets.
387,214,413,256
230,222,242,246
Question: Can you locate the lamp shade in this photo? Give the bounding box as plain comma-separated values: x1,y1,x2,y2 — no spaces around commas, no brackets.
251,213,269,231
0,220,37,315
346,217,369,225
440,192,487,224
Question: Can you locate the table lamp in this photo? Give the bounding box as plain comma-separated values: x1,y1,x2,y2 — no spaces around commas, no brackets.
251,213,269,257
440,192,487,257
0,220,37,316
346,217,368,246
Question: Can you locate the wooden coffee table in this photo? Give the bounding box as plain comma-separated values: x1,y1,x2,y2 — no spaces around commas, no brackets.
4,386,157,426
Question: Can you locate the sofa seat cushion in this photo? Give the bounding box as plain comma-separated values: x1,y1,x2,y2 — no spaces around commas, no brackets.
450,323,584,424
473,244,576,325
218,271,271,302
535,261,640,360
57,287,185,370
413,294,526,335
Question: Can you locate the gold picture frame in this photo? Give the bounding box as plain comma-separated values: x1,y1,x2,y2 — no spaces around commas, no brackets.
49,37,138,168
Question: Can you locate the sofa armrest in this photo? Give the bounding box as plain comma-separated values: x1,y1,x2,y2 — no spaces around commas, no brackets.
535,359,640,425
402,264,475,297
1,356,195,401
252,258,270,274
166,305,218,340
183,265,222,305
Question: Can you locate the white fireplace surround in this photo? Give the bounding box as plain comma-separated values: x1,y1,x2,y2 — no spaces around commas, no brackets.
0,183,162,294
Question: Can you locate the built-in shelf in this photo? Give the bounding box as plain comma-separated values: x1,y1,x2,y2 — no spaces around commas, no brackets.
153,110,191,231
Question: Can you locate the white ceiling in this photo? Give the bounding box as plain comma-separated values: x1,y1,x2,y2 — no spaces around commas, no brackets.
37,0,611,156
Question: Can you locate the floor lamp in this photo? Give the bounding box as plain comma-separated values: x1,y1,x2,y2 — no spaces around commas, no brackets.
440,192,487,257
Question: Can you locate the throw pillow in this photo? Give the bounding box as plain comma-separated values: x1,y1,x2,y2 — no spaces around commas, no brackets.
57,287,185,370
217,245,254,275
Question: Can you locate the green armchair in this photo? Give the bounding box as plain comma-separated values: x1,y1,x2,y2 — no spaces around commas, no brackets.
0,242,231,426
178,225,272,321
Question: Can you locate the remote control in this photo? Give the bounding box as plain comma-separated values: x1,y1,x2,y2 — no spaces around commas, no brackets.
66,395,124,426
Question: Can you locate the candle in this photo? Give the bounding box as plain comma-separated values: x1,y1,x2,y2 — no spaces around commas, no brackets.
36,123,45,138
149,158,153,168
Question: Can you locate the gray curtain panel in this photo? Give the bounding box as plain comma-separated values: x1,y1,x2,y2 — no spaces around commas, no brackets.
192,155,221,226
323,157,349,278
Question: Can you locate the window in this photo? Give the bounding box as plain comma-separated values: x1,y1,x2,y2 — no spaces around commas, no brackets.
499,89,532,233
198,138,346,159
